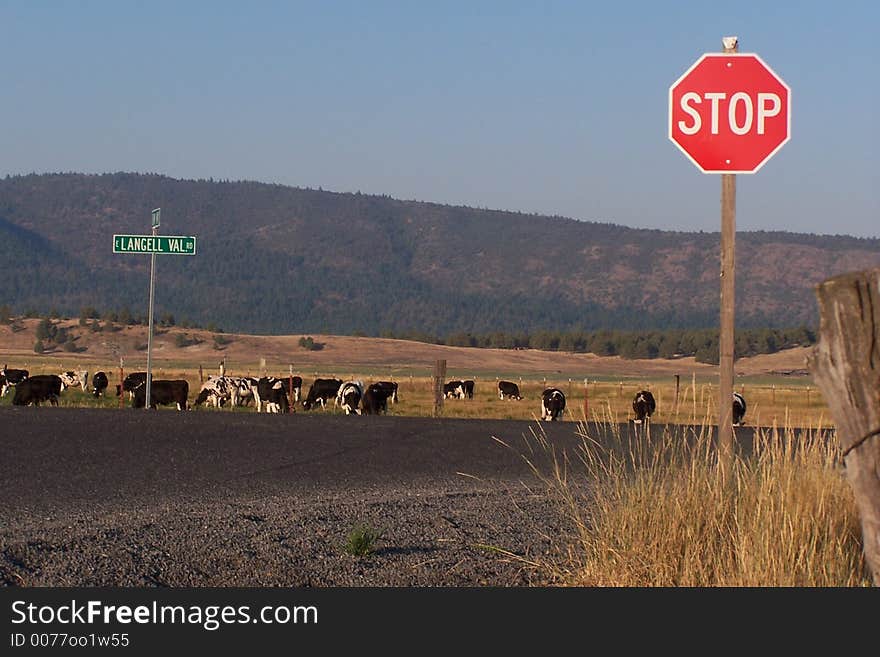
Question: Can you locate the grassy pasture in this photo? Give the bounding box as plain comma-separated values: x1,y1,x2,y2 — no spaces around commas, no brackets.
0,357,830,427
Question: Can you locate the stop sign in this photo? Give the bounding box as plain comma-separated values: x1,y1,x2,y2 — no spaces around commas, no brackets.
669,53,791,173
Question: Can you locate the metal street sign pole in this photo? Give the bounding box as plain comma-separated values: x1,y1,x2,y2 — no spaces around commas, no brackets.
112,209,196,411
145,209,160,410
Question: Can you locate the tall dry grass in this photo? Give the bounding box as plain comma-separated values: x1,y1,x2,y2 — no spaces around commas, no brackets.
521,419,870,586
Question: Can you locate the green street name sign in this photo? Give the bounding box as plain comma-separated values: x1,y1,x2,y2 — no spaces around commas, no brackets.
113,234,197,255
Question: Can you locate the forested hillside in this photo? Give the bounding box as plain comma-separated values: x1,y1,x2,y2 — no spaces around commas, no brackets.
0,172,877,335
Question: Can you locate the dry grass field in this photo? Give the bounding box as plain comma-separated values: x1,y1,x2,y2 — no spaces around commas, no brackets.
519,420,870,586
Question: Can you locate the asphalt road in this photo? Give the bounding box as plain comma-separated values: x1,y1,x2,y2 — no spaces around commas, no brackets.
1,408,589,512
0,408,775,586
0,408,775,514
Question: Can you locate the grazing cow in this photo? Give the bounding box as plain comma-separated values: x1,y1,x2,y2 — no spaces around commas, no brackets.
12,374,63,407
194,375,233,408
371,381,399,404
302,378,342,410
336,380,364,415
443,380,466,399
462,380,475,399
193,375,259,409
632,390,656,424
59,370,89,392
541,388,566,421
116,372,147,399
256,377,290,414
233,376,260,407
498,380,522,400
92,371,109,398
283,376,303,403
362,383,393,415
132,379,189,411
1,365,29,397
733,392,747,426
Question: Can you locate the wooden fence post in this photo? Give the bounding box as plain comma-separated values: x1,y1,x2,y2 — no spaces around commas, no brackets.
433,359,446,418
118,357,124,410
674,374,681,413
583,382,589,422
808,267,880,585
289,364,295,414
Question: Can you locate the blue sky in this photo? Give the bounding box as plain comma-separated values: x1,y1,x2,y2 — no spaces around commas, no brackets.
1,1,877,237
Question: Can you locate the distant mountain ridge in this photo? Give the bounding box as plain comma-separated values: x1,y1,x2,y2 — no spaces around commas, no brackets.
0,172,876,334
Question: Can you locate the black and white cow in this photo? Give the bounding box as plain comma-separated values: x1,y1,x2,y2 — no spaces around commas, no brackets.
194,376,232,408
632,390,656,424
12,374,63,407
59,370,89,392
371,381,399,404
362,383,393,415
132,379,189,410
443,380,466,399
193,375,257,409
733,392,747,426
286,376,303,403
91,371,109,398
498,380,522,400
1,365,29,397
116,372,147,399
256,377,290,414
541,388,566,421
336,380,364,415
462,380,475,399
302,378,342,410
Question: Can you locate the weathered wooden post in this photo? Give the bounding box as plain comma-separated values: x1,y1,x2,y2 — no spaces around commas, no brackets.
198,364,204,384
583,381,589,422
288,364,295,414
716,35,739,470
433,359,447,418
808,268,880,585
118,357,124,410
674,374,681,413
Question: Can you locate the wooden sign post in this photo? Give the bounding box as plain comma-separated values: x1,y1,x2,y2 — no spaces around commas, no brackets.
718,37,738,470
669,35,791,473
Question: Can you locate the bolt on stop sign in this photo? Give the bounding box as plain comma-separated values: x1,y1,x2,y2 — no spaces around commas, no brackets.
669,53,791,173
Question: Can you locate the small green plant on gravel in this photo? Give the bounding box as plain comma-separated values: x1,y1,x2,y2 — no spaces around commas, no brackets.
344,523,384,557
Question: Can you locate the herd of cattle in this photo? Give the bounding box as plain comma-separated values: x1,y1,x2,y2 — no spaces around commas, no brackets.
0,364,748,425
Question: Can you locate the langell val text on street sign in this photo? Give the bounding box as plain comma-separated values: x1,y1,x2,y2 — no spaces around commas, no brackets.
668,53,790,173
113,234,197,255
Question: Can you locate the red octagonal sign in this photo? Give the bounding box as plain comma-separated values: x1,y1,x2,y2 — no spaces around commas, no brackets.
669,53,791,173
